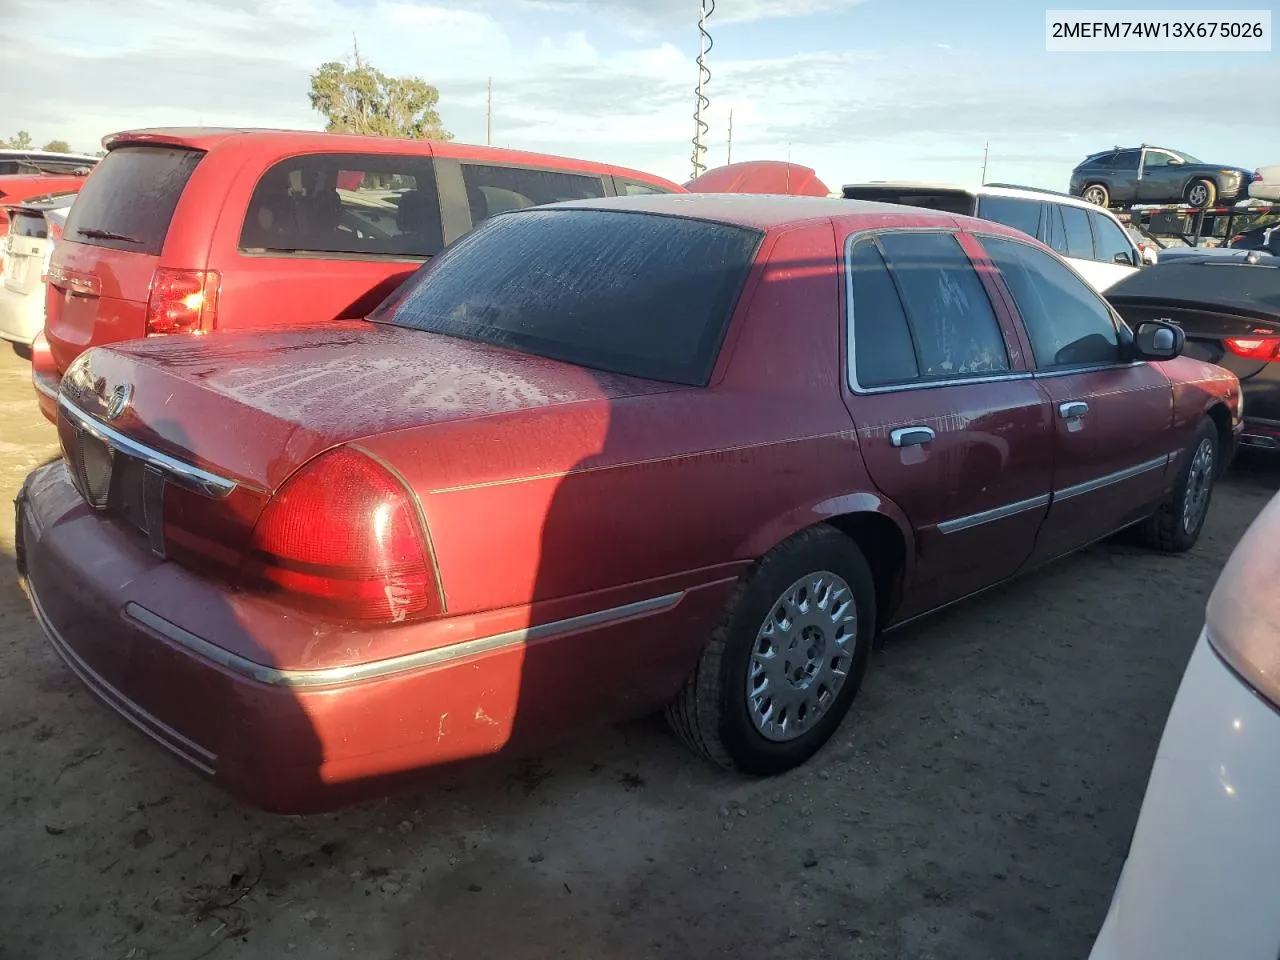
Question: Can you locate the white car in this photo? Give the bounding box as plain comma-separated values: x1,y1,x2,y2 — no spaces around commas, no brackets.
842,181,1143,292
1089,487,1280,959
0,194,74,350
1249,165,1280,202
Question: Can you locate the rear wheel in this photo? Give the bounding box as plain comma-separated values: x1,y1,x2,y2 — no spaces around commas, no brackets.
1135,418,1219,553
666,525,876,775
1082,183,1110,207
1185,179,1217,208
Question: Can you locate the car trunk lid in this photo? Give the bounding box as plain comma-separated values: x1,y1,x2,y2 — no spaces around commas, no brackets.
58,321,681,494
1107,256,1280,382
45,145,206,372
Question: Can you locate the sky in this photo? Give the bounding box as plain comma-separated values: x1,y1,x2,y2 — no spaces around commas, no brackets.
0,0,1276,192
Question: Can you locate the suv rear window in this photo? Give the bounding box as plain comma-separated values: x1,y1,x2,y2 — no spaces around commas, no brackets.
64,146,204,255
7,210,50,239
241,153,442,259
373,208,763,386
460,163,607,226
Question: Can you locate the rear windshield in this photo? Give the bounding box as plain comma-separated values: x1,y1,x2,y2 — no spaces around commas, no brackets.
240,152,442,259
64,146,204,255
372,208,763,386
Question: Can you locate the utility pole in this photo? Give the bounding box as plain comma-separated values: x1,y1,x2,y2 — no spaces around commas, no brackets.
486,77,493,146
727,109,734,164
981,141,989,185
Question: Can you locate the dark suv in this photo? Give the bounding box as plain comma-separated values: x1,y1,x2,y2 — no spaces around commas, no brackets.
1070,146,1255,209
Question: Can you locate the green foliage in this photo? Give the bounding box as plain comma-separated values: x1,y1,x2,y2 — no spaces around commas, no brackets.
41,139,73,153
2,130,33,149
308,42,452,141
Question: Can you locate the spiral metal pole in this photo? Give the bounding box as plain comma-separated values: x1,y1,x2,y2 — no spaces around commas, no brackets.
691,0,714,180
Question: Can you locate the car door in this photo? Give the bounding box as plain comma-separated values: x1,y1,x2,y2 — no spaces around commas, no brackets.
1108,150,1142,204
1138,148,1181,203
975,233,1174,565
842,228,1054,621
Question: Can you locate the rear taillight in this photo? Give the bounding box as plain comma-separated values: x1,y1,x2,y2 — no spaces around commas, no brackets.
1225,337,1280,361
244,448,441,623
145,268,220,336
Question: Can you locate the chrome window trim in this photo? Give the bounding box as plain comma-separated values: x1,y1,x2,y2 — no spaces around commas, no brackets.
57,393,238,500
123,591,685,688
843,227,1019,396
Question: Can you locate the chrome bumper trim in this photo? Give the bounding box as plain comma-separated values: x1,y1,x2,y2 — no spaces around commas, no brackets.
124,590,686,689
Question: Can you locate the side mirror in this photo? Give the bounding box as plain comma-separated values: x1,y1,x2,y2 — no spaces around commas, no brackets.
1134,320,1184,361
1113,251,1135,266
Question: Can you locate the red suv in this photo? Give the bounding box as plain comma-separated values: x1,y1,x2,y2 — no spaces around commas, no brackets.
34,128,683,421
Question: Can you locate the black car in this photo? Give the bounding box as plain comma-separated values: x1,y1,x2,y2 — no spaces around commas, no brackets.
1108,254,1280,452
1070,145,1255,209
1228,221,1280,256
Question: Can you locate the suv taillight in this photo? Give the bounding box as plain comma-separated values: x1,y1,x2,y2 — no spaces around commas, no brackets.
1225,337,1280,361
243,448,441,623
145,268,219,336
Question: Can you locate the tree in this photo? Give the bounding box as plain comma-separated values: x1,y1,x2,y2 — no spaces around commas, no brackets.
308,42,452,141
42,139,72,153
2,130,33,149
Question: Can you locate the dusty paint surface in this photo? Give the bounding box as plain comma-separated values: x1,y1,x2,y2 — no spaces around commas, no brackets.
0,344,1276,958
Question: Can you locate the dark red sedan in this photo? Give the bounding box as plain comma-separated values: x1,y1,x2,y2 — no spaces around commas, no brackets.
16,195,1242,812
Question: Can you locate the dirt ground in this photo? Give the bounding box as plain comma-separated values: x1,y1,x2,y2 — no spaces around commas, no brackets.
0,344,1275,960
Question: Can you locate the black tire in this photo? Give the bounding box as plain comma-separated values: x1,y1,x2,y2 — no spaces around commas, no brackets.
1135,418,1219,553
1185,179,1217,208
1082,183,1110,207
665,525,876,775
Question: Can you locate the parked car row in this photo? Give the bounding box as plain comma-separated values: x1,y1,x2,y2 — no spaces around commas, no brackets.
0,193,74,352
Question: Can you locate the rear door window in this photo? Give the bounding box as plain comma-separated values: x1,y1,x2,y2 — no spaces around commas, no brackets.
876,231,1010,378
375,208,761,386
241,153,442,258
1089,212,1135,265
981,234,1121,368
617,179,671,196
461,163,607,225
1059,204,1095,259
976,196,1043,240
63,146,204,255
848,239,919,387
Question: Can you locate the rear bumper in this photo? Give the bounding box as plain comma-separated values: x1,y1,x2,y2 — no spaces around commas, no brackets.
31,367,58,423
0,285,41,346
1089,632,1280,959
17,462,719,812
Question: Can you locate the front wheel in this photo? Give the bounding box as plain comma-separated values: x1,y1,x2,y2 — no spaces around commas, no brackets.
1135,418,1219,553
665,525,876,775
1185,179,1217,208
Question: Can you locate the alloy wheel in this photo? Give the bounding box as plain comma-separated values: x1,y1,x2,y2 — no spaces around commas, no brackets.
1182,438,1215,534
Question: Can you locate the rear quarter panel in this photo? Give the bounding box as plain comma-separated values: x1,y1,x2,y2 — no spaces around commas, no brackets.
356,222,897,621
1156,355,1240,450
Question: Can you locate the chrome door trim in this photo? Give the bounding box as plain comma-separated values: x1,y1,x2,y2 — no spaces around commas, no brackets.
937,493,1051,535
1052,454,1170,502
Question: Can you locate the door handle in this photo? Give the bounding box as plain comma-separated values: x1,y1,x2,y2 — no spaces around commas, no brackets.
890,426,936,448
1059,401,1089,420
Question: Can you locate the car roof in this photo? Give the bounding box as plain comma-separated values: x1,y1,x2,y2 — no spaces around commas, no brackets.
545,192,1009,233
100,127,681,187
842,180,1125,219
